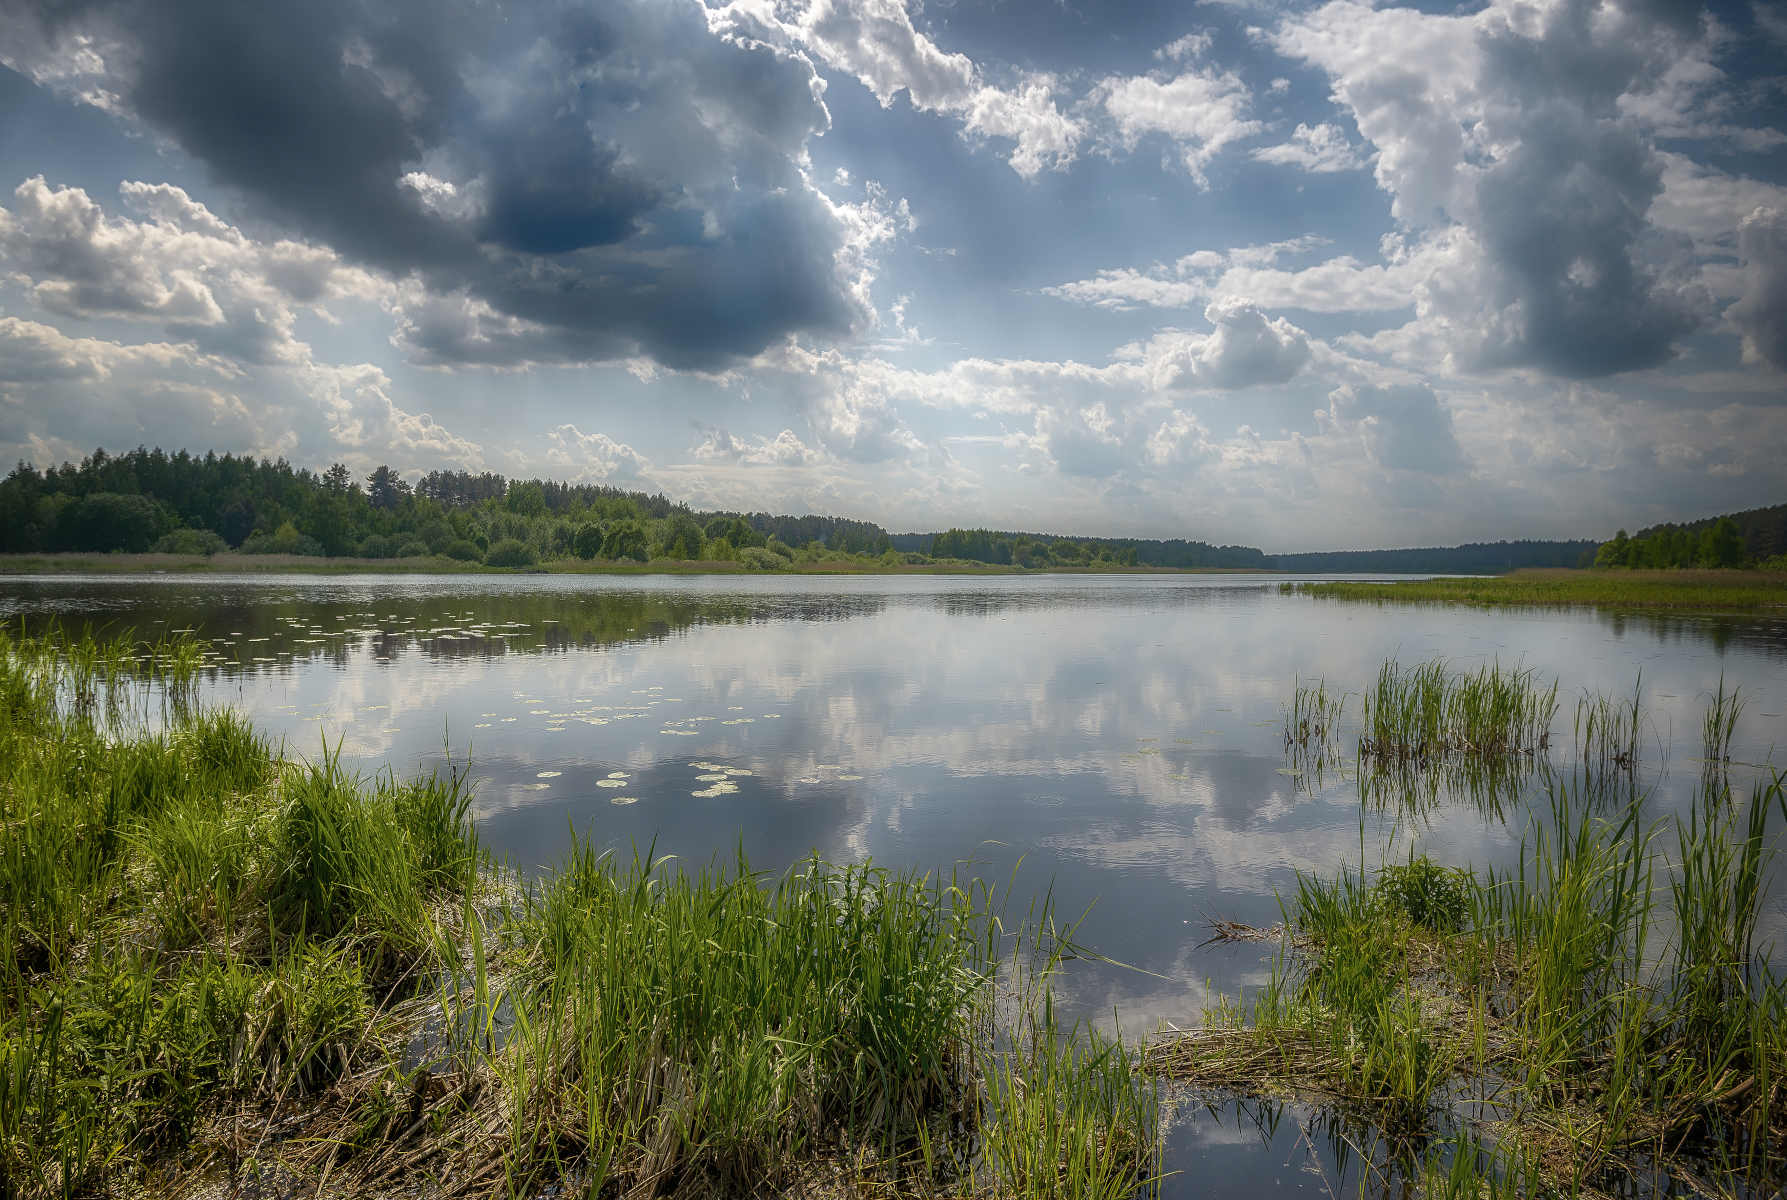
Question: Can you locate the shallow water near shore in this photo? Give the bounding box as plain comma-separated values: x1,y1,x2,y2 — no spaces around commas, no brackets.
5,571,1785,1193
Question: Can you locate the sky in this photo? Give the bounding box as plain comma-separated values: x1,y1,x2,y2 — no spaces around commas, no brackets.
0,0,1784,550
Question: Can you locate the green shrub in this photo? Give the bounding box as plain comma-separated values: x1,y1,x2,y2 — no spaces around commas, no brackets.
150,528,228,556
442,538,483,562
1374,856,1472,933
739,546,784,571
394,540,430,558
485,538,537,568
358,534,395,559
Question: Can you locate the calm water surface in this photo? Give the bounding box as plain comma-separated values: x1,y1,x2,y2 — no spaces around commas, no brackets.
6,572,1784,1192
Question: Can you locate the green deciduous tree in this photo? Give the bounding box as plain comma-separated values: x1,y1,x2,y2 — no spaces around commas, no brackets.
1700,517,1744,568
573,523,605,560
602,521,649,562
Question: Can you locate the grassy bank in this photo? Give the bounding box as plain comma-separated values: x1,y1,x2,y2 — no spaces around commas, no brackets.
0,630,1158,1199
1288,567,1787,611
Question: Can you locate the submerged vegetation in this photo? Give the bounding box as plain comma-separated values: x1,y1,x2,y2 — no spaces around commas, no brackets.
1288,567,1787,611
0,628,1158,1199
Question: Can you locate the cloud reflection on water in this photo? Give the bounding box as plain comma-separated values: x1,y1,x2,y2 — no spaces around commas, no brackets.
1,572,1782,1036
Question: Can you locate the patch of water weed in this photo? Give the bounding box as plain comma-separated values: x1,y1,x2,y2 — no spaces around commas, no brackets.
1155,767,1787,1198
1701,672,1746,769
1284,676,1346,753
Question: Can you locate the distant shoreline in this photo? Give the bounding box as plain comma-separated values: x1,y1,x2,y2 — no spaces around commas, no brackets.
0,552,1284,577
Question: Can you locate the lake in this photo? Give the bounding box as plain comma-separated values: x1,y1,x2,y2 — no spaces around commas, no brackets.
5,571,1784,1193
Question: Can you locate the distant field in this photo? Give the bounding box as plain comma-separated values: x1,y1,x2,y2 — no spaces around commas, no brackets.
1294,567,1787,611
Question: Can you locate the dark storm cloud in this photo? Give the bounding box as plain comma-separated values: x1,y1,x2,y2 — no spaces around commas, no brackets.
1470,109,1701,377
5,0,860,369
1466,0,1705,377
1728,206,1787,372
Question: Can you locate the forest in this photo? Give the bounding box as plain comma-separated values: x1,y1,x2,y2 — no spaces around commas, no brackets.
0,449,900,568
3,446,1779,572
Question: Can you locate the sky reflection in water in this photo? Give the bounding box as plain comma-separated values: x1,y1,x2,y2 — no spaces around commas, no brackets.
4,572,1784,1041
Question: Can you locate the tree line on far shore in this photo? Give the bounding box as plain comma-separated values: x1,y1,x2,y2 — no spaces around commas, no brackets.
0,450,900,569
0,445,1779,572
0,446,1270,570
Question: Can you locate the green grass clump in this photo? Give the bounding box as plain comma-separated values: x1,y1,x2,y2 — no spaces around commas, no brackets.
355,846,1161,1199
1358,658,1558,763
1573,675,1646,772
0,629,480,1198
1156,775,1787,1196
1287,567,1787,611
510,844,994,1192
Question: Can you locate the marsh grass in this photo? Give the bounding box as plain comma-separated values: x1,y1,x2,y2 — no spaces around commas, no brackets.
1359,659,1558,764
1284,677,1346,752
0,629,481,1198
0,630,1161,1200
1573,674,1646,773
1294,659,1665,820
1701,673,1746,766
1304,658,1561,820
284,848,1161,1200
1155,773,1787,1197
1291,569,1787,611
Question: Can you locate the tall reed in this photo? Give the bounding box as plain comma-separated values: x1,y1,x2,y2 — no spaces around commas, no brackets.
1701,672,1745,765
1283,675,1345,750
1573,673,1645,771
1357,658,1557,762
